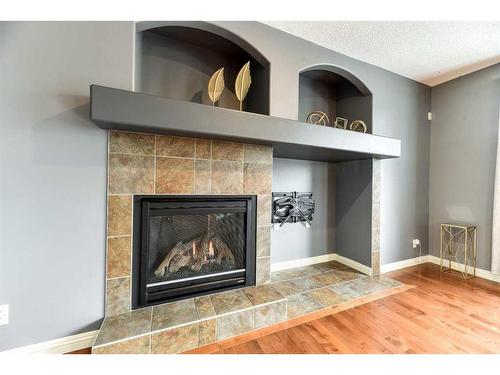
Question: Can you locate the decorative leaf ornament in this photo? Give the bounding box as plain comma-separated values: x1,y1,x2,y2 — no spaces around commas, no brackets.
235,61,251,111
208,67,225,105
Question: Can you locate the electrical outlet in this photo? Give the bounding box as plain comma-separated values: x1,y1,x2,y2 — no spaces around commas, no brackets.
412,239,420,249
0,304,9,326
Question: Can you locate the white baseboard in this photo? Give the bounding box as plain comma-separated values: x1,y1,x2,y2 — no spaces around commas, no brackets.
333,254,372,276
271,253,336,272
380,254,500,283
271,253,372,276
381,255,431,273
2,330,98,354
426,255,500,283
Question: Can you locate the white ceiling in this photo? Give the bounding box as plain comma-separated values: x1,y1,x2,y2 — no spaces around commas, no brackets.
262,21,500,86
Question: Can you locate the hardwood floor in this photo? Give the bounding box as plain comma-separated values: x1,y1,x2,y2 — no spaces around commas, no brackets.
186,263,500,354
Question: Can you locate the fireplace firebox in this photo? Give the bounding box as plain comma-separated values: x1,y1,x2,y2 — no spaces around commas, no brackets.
132,195,256,309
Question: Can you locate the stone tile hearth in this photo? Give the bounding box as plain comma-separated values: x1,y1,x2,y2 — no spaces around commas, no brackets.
92,260,404,354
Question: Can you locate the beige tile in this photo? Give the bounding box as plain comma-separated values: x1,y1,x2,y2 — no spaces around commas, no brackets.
372,226,380,252
311,261,348,272
93,335,150,354
372,201,380,228
305,287,347,307
243,285,284,305
109,131,155,155
198,319,216,346
373,183,381,206
151,323,199,354
194,296,215,319
212,140,243,161
156,135,195,158
330,279,366,300
109,154,154,194
256,226,271,257
254,300,286,329
372,251,380,276
334,269,365,282
311,271,343,286
271,276,321,297
271,268,308,282
156,157,194,194
271,280,301,297
294,264,326,275
194,159,211,194
152,299,198,331
290,276,322,292
107,195,132,237
256,257,271,285
210,161,243,194
348,276,394,295
287,293,324,318
94,307,151,346
257,195,272,227
195,139,211,159
106,236,131,278
243,163,272,195
105,277,130,316
210,289,252,315
243,144,273,164
216,310,254,340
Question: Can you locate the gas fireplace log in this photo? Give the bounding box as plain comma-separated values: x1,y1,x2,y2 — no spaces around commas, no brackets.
213,236,236,265
154,233,236,278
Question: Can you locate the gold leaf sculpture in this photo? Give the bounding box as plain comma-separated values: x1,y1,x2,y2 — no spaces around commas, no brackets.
208,67,225,106
235,61,251,111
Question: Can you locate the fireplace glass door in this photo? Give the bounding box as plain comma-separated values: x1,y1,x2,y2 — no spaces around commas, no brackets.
148,212,246,284
133,196,256,308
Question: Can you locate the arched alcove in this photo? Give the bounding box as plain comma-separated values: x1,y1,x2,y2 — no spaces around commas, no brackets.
298,64,373,133
135,22,270,115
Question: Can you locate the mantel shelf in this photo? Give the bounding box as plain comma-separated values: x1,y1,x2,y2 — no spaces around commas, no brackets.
90,85,401,162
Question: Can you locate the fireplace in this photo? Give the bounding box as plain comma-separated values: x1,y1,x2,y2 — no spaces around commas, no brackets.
132,195,257,308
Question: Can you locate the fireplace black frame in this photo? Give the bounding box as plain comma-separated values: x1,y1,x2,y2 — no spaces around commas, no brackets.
132,195,257,309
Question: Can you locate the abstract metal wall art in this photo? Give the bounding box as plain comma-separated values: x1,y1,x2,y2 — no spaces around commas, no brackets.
272,192,315,227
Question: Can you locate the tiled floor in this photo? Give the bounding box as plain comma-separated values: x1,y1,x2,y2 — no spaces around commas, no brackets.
93,260,403,354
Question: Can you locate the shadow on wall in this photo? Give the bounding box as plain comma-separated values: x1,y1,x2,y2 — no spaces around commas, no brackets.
31,100,106,167
335,159,373,267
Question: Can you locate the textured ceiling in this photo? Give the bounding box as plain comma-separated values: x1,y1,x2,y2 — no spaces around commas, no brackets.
262,21,500,86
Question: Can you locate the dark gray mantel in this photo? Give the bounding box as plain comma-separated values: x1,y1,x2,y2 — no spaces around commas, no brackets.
90,85,401,162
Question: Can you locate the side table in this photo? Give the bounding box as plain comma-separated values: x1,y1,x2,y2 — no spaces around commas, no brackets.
440,223,477,279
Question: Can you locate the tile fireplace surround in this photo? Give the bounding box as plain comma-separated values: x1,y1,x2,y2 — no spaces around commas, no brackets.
105,131,273,317
95,130,391,354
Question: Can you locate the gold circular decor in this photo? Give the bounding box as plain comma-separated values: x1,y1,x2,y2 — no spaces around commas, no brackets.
306,111,329,126
349,120,367,133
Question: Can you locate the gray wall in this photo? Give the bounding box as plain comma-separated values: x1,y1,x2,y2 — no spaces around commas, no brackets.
335,160,373,266
429,64,500,270
298,75,336,123
0,22,134,351
216,22,431,266
271,158,335,263
0,21,431,350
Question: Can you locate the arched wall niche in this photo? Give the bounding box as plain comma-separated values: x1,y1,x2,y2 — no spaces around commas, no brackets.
135,21,270,115
298,64,373,133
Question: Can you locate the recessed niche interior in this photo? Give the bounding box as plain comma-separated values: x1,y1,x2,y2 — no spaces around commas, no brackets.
135,23,270,115
298,66,373,133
